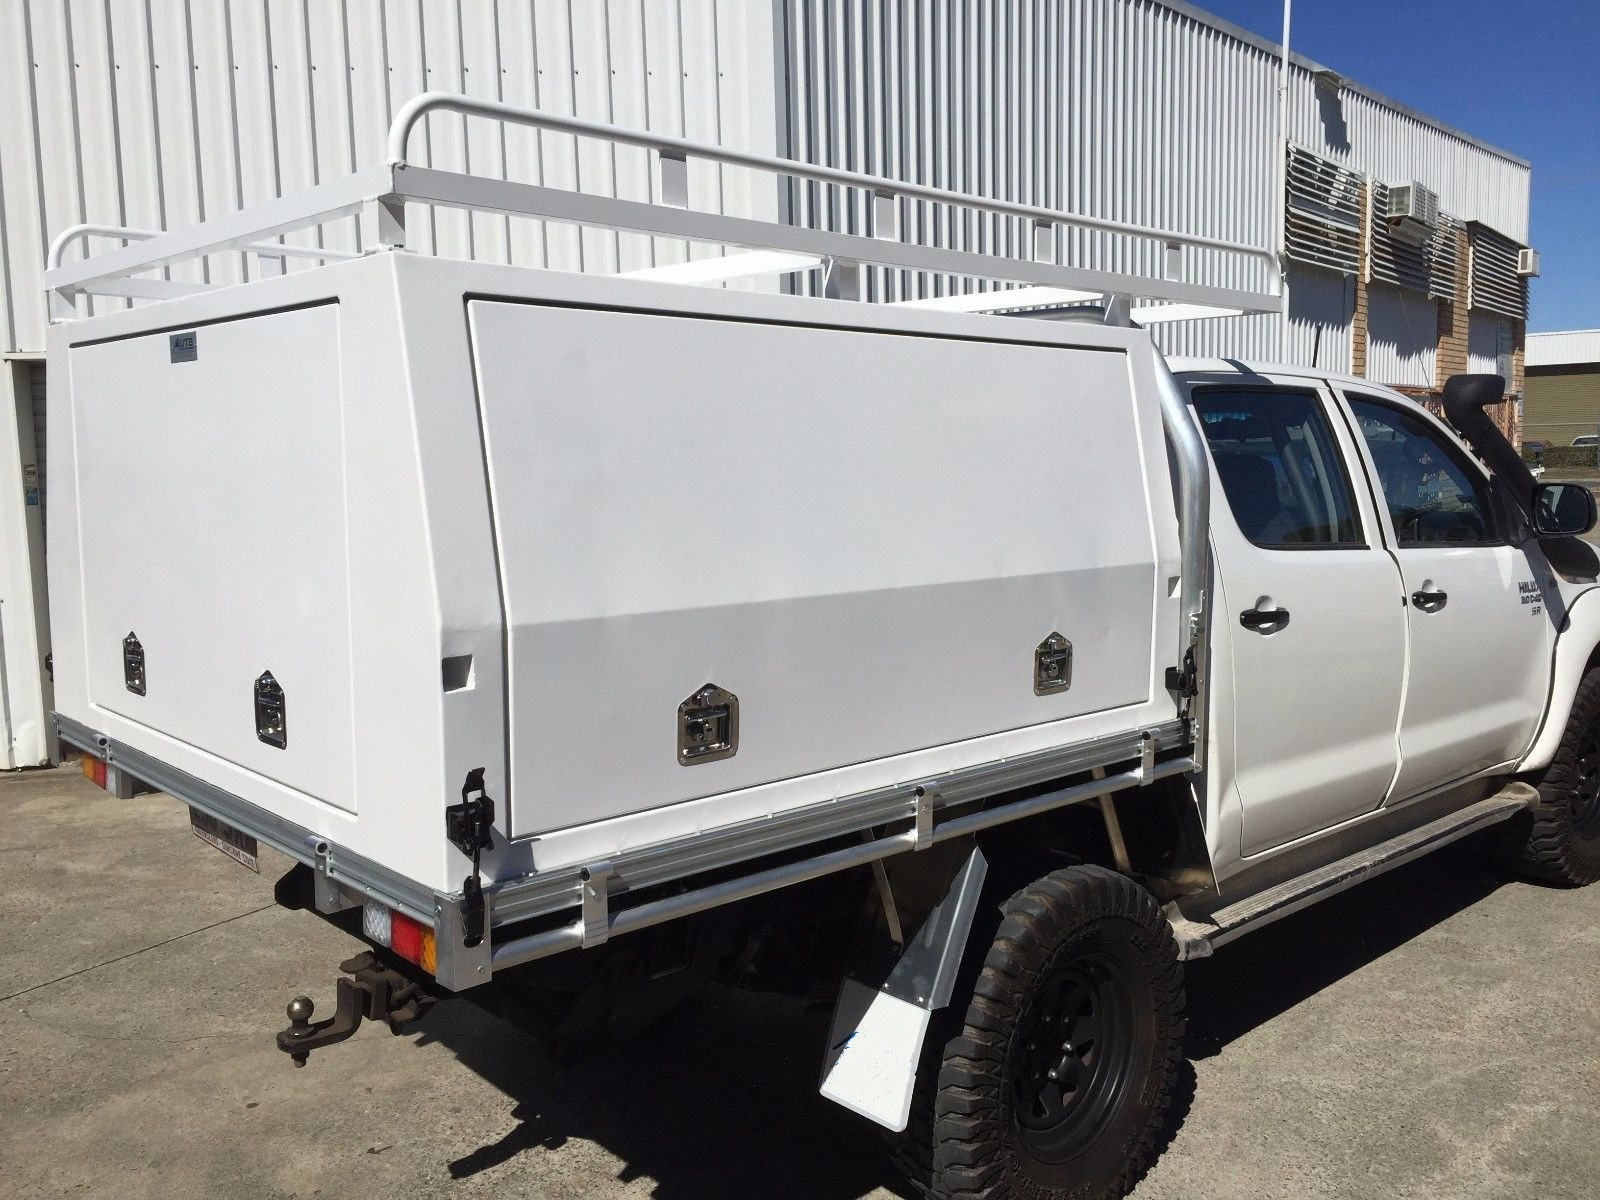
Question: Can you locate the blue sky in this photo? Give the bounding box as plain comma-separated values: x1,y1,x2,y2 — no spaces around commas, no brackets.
1200,0,1599,332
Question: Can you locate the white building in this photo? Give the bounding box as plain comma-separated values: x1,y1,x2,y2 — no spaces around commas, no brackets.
0,0,1535,766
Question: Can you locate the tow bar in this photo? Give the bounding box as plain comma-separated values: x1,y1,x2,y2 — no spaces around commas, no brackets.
275,951,434,1066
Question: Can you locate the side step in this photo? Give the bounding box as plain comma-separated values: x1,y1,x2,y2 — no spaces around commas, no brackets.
1169,783,1537,960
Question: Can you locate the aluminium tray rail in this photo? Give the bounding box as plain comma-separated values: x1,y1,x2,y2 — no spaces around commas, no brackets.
46,93,1273,990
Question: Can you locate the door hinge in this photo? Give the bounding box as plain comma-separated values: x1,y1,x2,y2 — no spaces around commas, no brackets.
444,767,496,948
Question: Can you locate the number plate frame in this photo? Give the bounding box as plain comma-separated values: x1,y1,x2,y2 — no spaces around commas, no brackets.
189,807,260,873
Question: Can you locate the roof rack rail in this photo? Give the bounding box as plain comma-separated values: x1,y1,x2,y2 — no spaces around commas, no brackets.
44,91,1282,322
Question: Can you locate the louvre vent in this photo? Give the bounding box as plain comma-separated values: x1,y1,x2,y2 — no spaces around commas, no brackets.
1283,146,1363,276
1368,182,1460,301
1468,222,1529,321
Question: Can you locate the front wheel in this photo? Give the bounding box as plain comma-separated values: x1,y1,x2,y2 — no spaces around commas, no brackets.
1504,666,1600,887
927,865,1184,1200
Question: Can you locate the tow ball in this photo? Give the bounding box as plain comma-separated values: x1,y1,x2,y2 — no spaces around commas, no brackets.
275,950,434,1066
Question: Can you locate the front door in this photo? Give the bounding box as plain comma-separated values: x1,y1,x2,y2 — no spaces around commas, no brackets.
1190,381,1407,856
1338,392,1554,801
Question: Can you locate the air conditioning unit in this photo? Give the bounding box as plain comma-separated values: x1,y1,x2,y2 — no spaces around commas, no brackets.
1517,248,1541,277
1386,182,1440,245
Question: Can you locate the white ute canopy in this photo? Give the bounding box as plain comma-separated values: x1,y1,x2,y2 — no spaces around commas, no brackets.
44,94,1279,990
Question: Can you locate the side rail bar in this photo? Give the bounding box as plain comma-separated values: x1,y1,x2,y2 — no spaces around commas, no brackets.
387,91,1275,275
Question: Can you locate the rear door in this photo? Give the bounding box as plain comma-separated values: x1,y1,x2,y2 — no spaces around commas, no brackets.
68,306,357,811
1190,379,1407,856
1337,390,1554,799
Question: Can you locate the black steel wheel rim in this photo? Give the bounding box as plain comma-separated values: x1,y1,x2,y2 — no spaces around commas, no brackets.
1574,729,1600,835
1009,949,1140,1165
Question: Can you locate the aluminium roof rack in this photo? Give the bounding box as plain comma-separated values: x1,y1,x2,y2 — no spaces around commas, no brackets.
44,91,1283,324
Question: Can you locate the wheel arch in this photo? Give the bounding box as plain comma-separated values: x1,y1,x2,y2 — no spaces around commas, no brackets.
1522,585,1600,774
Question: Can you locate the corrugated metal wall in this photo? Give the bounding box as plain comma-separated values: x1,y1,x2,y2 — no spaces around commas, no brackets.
1528,331,1600,368
778,0,1281,356
1468,311,1514,383
28,360,45,525
1322,88,1527,241
774,0,1531,365
1523,368,1600,443
0,0,778,355
0,0,1531,370
1367,284,1437,390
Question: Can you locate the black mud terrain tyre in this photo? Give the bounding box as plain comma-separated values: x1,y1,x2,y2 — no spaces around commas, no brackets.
1505,666,1600,887
918,865,1184,1200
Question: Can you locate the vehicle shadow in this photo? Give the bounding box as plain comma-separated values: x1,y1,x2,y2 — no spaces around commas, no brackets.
1181,834,1508,1059
411,836,1507,1196
417,987,912,1200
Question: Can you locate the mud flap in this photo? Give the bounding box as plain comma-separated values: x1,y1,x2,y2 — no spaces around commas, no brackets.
818,846,987,1131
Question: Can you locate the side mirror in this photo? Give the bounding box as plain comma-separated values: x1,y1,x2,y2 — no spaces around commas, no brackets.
1532,482,1598,537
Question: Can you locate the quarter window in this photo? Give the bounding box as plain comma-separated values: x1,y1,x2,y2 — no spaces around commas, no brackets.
1345,398,1500,546
1192,388,1363,549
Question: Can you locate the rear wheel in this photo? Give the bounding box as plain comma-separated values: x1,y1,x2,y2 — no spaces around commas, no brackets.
925,865,1184,1200
1505,666,1600,887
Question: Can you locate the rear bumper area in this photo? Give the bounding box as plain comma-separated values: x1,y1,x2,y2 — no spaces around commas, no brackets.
54,712,492,992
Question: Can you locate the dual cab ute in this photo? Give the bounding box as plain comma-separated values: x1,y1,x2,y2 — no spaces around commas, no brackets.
43,95,1600,1199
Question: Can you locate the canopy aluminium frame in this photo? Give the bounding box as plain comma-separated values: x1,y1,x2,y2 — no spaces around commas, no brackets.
45,91,1282,323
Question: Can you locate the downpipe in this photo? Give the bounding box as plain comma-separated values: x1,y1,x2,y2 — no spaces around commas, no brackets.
1150,352,1212,765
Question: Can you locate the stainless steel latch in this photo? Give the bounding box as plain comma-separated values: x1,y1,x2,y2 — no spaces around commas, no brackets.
1034,632,1073,695
678,683,738,764
254,671,287,749
123,632,146,696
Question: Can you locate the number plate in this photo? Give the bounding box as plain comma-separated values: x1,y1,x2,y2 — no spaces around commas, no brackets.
190,808,260,873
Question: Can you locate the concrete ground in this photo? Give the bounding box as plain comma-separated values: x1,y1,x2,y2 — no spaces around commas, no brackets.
3,765,1599,1199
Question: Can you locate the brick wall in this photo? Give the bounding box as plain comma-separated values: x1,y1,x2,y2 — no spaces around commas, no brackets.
1435,225,1471,387
1425,224,1517,441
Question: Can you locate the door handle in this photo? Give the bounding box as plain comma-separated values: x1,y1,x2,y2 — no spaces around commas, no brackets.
1410,584,1448,611
1239,606,1290,633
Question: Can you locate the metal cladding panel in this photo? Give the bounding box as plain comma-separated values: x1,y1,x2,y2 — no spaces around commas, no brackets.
1367,284,1438,391
28,360,45,522
1329,88,1528,243
1277,263,1352,374
1528,331,1600,369
780,0,1279,319
1468,312,1514,385
3,0,1530,363
775,0,1529,365
1523,371,1600,442
1151,262,1348,370
0,0,779,354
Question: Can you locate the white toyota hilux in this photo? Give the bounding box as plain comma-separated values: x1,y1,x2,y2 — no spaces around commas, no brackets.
42,94,1600,1200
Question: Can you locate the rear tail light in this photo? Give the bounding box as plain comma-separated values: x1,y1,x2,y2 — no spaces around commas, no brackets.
81,754,108,789
361,900,436,974
390,911,424,964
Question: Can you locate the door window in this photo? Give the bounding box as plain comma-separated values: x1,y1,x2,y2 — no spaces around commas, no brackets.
1345,398,1501,546
1191,388,1363,549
